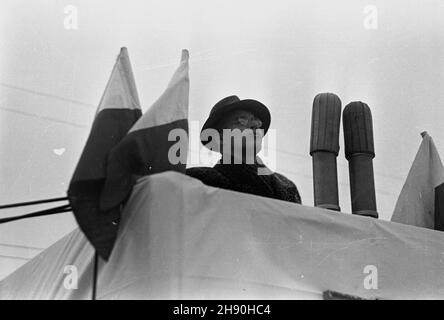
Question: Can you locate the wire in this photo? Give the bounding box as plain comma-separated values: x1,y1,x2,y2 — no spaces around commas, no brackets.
188,148,405,182
0,81,411,183
0,204,71,224
273,148,405,181
0,106,89,129
0,196,68,210
0,82,95,109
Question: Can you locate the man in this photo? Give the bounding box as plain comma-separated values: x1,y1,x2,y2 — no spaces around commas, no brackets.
186,95,301,204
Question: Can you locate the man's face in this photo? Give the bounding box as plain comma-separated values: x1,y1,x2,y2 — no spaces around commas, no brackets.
216,109,264,161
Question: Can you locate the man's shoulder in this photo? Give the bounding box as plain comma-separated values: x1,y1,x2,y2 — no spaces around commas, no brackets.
271,171,302,204
272,171,296,187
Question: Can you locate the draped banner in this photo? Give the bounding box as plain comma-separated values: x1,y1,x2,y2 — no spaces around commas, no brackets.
2,172,444,299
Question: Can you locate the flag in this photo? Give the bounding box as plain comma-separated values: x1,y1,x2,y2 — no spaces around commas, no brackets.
68,47,142,260
391,132,444,231
99,50,189,220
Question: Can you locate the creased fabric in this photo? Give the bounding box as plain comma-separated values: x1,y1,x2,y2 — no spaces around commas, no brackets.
2,172,444,299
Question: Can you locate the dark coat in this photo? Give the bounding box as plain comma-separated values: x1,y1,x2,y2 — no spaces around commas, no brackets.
186,162,301,204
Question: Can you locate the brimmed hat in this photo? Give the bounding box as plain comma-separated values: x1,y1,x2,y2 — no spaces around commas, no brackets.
200,95,271,148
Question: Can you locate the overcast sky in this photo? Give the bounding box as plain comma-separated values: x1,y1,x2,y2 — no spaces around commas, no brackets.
1,0,444,279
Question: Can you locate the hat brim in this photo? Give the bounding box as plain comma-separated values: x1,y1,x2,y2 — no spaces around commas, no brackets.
200,99,271,148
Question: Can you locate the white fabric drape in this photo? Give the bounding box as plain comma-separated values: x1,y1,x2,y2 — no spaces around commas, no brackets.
2,172,444,299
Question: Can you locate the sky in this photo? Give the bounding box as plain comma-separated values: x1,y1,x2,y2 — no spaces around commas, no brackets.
1,0,444,279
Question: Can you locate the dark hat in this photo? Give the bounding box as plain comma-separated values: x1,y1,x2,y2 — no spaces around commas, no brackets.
200,95,271,147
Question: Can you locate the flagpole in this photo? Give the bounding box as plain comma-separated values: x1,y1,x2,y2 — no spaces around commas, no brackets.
92,251,99,300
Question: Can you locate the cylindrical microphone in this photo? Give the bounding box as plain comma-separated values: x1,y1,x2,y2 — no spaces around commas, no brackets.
310,93,342,211
343,101,378,218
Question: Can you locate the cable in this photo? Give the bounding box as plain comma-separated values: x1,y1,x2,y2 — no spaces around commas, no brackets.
188,148,405,181
0,196,68,210
0,204,71,224
0,106,89,129
0,82,95,109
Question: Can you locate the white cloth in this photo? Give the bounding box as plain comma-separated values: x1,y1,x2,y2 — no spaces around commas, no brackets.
2,172,444,299
391,132,444,229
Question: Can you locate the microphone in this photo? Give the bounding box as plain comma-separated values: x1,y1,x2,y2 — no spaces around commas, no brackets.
310,93,342,211
343,101,378,218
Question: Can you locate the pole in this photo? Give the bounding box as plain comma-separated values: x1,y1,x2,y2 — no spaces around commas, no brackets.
92,251,99,300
